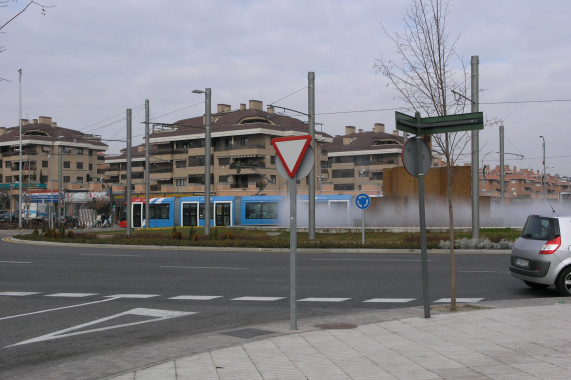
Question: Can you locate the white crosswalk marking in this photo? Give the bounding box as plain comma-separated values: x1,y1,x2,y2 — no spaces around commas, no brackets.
298,298,350,302
363,298,416,303
46,293,98,298
0,292,40,296
169,295,222,300
435,298,484,303
105,294,159,299
232,296,285,301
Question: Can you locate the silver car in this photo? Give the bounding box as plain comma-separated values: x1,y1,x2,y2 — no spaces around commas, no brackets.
510,213,571,296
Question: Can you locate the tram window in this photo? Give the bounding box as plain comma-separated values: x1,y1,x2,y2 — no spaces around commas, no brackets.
199,204,214,219
150,204,170,219
245,202,278,219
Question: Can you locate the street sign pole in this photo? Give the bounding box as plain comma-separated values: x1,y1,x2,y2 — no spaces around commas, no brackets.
415,113,430,319
271,135,313,331
361,209,365,245
289,176,297,330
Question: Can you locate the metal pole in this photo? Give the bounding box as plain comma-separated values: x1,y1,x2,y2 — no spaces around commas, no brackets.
18,69,22,229
126,109,132,236
49,140,54,230
471,56,480,239
145,99,150,228
289,176,297,330
500,125,505,206
540,135,546,199
361,209,365,245
308,72,316,240
204,88,212,236
415,113,430,319
57,145,62,226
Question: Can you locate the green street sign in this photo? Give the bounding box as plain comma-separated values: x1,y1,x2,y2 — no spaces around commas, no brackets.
395,111,484,135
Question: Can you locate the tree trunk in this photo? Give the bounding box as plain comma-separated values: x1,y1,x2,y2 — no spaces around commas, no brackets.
446,133,456,311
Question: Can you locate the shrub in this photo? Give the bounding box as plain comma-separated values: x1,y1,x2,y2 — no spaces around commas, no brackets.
32,227,39,236
193,232,200,241
67,230,74,239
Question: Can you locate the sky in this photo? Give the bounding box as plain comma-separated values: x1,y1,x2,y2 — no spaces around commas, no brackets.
1,0,571,177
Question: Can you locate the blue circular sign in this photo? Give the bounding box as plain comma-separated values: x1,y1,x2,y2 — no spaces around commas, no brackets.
355,193,371,210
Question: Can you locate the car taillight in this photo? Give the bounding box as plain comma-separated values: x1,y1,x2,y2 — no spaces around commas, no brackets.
539,236,561,255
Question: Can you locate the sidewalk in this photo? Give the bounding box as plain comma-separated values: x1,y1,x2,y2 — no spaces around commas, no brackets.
101,298,571,380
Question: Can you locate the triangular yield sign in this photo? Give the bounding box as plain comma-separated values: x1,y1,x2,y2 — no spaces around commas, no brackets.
271,135,312,178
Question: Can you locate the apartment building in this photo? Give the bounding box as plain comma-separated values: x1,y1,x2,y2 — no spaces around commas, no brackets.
480,165,571,201
105,100,333,196
0,116,108,213
320,124,405,195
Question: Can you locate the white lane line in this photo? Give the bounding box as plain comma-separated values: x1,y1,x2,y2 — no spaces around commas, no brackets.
46,293,98,298
80,254,141,257
161,266,248,270
363,298,416,303
232,296,285,302
169,295,222,301
0,297,119,321
6,308,196,347
0,261,31,264
434,298,484,303
298,297,350,302
104,294,159,299
0,292,40,296
311,259,429,262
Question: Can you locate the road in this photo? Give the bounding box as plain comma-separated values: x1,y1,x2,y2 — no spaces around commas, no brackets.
0,232,559,378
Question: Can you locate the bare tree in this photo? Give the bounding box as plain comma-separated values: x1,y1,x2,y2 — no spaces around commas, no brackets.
1,1,54,56
374,0,469,310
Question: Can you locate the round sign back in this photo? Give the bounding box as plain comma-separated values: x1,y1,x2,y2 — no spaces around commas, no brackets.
402,137,431,177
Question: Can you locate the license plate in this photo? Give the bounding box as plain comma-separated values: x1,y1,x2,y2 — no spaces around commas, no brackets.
515,258,530,268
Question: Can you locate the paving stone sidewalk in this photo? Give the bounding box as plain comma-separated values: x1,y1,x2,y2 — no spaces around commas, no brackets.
105,301,571,380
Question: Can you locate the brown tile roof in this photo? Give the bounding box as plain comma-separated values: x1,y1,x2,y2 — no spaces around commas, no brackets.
0,122,108,149
322,131,404,153
149,108,331,140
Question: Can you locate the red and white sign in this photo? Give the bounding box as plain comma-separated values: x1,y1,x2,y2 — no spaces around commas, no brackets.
271,135,312,178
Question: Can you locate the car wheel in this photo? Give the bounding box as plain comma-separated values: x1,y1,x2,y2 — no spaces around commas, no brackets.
555,267,571,296
524,281,549,289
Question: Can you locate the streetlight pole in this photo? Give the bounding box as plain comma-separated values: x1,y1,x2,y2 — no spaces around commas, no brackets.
192,88,211,236
18,69,22,229
471,56,480,239
48,136,62,230
540,135,546,199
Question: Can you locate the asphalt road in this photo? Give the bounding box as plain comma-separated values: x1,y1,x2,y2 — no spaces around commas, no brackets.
0,232,560,378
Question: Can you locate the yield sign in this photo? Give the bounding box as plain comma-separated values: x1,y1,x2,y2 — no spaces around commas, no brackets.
271,135,312,178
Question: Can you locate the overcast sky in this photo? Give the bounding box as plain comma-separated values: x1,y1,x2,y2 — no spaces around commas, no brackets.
1,0,570,177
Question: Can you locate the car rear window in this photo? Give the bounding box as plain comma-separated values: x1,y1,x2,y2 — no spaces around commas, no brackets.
521,216,560,241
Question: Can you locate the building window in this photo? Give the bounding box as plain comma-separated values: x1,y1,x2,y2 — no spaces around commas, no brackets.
334,184,354,191
63,176,70,183
76,176,83,183
270,156,275,164
76,162,83,169
271,175,276,184
188,156,205,167
63,161,70,169
219,175,229,183
42,160,49,168
332,169,354,178
5,176,12,183
89,164,93,170
175,178,187,186
358,169,369,178
5,161,11,169
76,148,83,155
240,137,248,146
219,157,230,166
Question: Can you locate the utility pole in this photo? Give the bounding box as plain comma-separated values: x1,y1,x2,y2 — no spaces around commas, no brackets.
540,135,546,199
145,99,150,229
126,109,132,236
308,72,316,240
500,125,505,205
471,56,480,239
18,69,22,229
